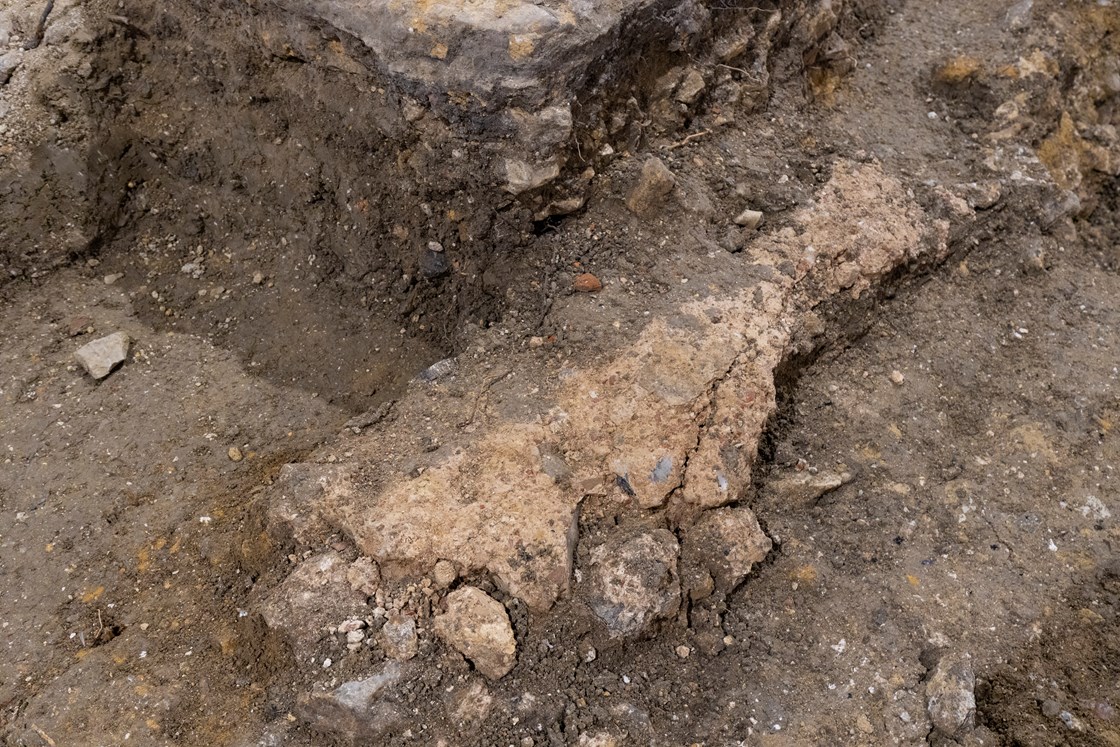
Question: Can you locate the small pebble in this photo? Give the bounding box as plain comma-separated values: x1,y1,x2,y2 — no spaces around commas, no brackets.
573,273,602,293
675,645,691,659
252,271,264,284
889,370,905,386
103,273,124,285
228,446,244,462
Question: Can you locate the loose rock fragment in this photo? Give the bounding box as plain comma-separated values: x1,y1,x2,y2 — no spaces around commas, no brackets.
266,463,348,549
889,369,906,385
450,679,494,724
573,273,602,293
682,507,772,593
75,332,130,380
734,208,764,228
960,181,1002,209
0,50,22,86
67,316,93,337
1005,0,1033,31
674,68,706,104
432,559,457,589
587,528,680,637
926,653,976,737
1022,237,1049,273
417,358,456,382
625,157,676,217
296,661,409,746
420,245,450,279
504,158,561,195
435,586,517,679
258,552,370,662
227,446,244,462
380,613,419,661
767,469,852,506
346,556,381,597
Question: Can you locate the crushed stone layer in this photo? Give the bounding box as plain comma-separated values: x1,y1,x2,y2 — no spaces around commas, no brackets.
273,159,966,610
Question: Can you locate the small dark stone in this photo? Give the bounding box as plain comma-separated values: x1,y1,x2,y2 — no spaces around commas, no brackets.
420,248,450,279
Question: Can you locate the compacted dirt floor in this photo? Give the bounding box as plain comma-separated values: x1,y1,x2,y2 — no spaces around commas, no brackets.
1,0,1118,744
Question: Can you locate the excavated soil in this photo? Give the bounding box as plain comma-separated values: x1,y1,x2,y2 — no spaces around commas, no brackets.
1,0,1118,744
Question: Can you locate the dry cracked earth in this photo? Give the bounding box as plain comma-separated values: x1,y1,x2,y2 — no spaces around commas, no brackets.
1,0,1118,745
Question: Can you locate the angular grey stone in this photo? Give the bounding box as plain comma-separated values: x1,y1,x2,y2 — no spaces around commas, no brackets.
926,652,976,737
75,332,130,380
587,528,680,637
435,586,517,679
296,661,410,746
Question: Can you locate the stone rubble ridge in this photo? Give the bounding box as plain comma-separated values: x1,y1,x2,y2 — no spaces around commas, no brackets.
268,160,966,613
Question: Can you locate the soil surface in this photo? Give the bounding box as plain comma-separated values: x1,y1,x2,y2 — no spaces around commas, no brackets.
1,0,1118,744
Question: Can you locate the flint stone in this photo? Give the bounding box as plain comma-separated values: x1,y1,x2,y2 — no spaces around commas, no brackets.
296,660,409,746
682,507,772,593
588,528,680,637
767,469,851,505
435,586,517,679
926,652,976,737
75,332,130,380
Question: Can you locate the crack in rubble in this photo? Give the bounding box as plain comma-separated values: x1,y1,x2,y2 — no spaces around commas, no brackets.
664,345,750,520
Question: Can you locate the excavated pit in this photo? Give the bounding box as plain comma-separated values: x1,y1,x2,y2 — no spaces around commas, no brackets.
2,0,1118,743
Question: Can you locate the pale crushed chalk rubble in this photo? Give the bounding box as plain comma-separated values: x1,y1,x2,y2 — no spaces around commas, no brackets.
434,586,518,680
262,161,962,621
